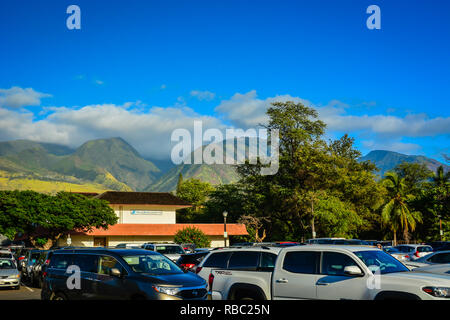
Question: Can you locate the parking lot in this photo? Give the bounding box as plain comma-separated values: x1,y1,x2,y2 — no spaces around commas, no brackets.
0,283,41,300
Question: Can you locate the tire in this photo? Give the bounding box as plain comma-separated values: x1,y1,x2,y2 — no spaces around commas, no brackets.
14,285,20,290
51,292,68,301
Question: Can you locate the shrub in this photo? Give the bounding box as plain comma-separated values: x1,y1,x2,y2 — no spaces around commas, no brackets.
174,226,211,248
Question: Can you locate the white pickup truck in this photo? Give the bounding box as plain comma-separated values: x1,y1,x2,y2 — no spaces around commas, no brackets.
209,245,450,300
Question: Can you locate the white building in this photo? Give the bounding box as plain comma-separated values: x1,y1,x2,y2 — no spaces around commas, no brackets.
59,191,247,248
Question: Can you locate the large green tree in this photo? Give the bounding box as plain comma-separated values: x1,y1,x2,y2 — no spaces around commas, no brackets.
176,178,214,222
0,190,117,249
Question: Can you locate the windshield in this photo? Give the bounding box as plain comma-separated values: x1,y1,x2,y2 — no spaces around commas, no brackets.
355,250,410,275
155,246,184,255
122,254,183,275
384,247,400,253
0,259,16,269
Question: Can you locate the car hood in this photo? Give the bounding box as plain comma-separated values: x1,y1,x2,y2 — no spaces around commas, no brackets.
0,269,19,277
382,271,450,284
140,272,206,287
405,262,429,269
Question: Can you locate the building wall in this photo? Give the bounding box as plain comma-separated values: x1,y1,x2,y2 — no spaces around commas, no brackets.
59,235,228,248
110,204,176,224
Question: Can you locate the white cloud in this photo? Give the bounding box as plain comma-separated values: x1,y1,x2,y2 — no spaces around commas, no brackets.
190,90,216,101
0,87,51,108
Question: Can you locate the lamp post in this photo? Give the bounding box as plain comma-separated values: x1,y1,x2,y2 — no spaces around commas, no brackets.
223,211,228,247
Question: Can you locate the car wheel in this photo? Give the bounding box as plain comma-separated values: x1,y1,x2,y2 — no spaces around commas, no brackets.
51,292,68,301
14,285,20,290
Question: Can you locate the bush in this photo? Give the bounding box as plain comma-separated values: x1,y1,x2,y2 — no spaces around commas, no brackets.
174,226,211,248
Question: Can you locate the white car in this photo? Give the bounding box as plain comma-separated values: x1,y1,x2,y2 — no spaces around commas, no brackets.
412,264,450,276
0,250,14,260
209,245,450,300
142,243,186,262
395,245,434,261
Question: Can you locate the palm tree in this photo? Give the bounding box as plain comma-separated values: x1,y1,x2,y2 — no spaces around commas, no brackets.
432,165,450,188
381,172,422,245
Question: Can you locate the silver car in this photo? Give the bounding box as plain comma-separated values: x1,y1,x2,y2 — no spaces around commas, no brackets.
0,258,21,289
406,250,450,269
142,243,186,262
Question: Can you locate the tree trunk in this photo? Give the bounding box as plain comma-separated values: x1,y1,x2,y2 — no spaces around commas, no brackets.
403,228,410,244
393,231,397,246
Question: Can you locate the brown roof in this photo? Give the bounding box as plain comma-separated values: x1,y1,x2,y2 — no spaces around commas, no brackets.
95,191,191,207
71,192,100,198
72,223,248,236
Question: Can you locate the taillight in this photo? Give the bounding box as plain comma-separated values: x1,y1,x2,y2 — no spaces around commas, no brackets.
405,255,410,259
415,251,420,258
208,273,214,289
181,263,196,270
45,259,50,265
18,256,25,261
195,266,202,274
42,272,47,278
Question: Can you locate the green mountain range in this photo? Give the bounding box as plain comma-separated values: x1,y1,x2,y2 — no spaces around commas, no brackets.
360,150,450,177
0,138,447,193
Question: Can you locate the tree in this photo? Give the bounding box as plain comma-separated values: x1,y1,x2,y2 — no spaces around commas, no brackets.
394,162,433,195
236,102,383,241
174,226,211,248
381,172,422,244
176,178,214,222
176,173,183,195
237,215,270,242
0,190,117,249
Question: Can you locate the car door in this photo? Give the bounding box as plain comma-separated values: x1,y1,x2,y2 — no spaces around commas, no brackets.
272,250,320,300
427,252,450,264
93,255,127,300
316,251,369,300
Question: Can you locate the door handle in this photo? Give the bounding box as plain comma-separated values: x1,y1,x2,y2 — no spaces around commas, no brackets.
276,278,288,283
316,281,329,286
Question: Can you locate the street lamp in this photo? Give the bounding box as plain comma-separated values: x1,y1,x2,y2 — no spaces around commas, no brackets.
223,211,228,247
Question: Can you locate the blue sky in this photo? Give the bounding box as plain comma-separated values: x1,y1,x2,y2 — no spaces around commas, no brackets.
0,0,449,161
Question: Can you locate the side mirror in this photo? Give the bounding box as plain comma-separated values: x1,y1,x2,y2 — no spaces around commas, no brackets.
344,265,364,277
109,268,122,277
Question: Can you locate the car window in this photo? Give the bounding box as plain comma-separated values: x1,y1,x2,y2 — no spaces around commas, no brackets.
417,246,433,253
122,254,183,275
428,253,450,264
228,251,260,269
75,254,99,273
354,250,409,274
395,246,414,253
0,259,16,269
49,254,72,269
203,252,231,268
282,251,320,274
155,246,184,255
321,252,358,276
260,252,277,271
98,256,123,275
0,253,13,258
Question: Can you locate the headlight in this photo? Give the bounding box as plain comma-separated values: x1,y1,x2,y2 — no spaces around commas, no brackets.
8,274,20,279
422,287,450,298
152,285,181,296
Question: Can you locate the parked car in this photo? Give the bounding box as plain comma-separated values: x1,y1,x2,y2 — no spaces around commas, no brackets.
22,249,44,282
194,246,282,282
41,248,207,300
209,245,450,300
406,250,450,269
305,238,345,244
115,243,144,249
142,243,186,262
395,245,434,260
0,249,14,260
0,258,21,290
29,250,51,288
176,251,210,272
383,246,409,261
180,243,196,253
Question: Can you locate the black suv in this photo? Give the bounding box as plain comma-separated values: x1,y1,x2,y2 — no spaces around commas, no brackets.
41,248,207,300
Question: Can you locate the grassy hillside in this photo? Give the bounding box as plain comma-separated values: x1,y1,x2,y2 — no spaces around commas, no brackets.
147,163,240,191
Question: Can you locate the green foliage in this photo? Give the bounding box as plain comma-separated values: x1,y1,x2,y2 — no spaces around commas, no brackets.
0,190,117,247
174,226,211,248
394,162,433,195
176,178,214,222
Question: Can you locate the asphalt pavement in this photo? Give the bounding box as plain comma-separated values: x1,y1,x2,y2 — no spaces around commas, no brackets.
0,283,41,300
